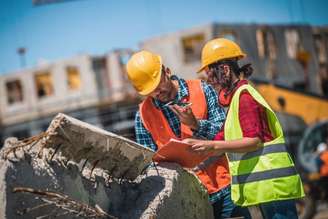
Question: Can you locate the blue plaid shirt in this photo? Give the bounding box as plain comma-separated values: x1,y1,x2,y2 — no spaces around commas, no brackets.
135,75,225,151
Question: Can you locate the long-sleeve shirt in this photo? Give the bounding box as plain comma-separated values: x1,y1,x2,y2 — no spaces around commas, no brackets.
214,80,273,142
135,75,226,151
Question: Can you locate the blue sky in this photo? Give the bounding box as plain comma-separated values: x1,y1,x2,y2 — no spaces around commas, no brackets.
1,0,328,74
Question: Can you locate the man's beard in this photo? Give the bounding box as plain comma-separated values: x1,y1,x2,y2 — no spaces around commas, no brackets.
156,91,171,102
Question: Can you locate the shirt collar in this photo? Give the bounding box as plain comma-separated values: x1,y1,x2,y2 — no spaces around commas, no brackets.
233,79,248,93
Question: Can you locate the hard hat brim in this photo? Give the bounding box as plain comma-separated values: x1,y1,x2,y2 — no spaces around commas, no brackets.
196,53,246,73
138,55,162,96
197,64,207,73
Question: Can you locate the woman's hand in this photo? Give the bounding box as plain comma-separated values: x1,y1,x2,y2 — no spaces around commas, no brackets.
183,138,219,156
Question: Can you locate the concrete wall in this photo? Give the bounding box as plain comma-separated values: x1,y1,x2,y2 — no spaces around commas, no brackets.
0,55,99,126
141,24,214,80
141,23,328,95
0,51,140,144
223,24,319,93
105,50,137,102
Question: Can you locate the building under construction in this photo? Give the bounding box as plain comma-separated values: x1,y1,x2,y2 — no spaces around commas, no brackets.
1,22,328,145
142,23,328,96
0,50,139,145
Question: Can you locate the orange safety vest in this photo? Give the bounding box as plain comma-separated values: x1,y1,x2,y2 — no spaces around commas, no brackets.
320,151,328,177
139,79,230,194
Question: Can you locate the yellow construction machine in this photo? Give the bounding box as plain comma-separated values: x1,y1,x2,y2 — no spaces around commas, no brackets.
253,79,328,219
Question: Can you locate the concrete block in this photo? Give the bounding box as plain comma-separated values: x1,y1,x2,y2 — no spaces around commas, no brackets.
43,113,154,180
0,144,213,219
0,114,214,219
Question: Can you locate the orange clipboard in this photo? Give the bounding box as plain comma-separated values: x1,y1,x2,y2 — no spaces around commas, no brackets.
152,139,208,168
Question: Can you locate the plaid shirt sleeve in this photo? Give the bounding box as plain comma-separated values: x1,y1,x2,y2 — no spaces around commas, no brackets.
192,81,226,140
135,111,157,151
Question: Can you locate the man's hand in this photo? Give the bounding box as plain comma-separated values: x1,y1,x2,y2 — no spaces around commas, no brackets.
169,104,199,130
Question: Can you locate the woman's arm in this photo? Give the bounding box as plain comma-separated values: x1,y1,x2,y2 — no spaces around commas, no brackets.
183,137,262,155
212,137,262,153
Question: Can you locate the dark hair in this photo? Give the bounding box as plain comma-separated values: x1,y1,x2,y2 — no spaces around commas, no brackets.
210,59,253,78
225,60,253,78
239,63,253,78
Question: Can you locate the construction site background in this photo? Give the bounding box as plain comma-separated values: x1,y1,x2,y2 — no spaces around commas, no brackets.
1,23,328,146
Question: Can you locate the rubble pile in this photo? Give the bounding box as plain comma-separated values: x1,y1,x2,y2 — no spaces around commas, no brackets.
0,113,214,219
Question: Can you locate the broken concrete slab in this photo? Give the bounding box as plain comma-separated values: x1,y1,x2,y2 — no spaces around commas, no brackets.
0,143,121,219
0,114,214,219
41,113,155,180
126,162,214,219
0,138,213,219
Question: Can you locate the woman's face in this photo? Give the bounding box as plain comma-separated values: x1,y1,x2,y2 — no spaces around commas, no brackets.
205,64,232,91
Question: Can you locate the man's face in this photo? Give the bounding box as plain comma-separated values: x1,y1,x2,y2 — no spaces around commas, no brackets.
149,66,176,103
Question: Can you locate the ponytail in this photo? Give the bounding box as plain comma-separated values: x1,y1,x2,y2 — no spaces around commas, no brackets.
213,59,253,79
208,59,254,89
238,63,253,78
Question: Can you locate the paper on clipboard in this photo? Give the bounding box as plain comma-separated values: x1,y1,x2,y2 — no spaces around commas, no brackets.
152,138,208,168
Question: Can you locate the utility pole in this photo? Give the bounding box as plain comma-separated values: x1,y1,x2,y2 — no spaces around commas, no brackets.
17,47,26,68
32,0,81,6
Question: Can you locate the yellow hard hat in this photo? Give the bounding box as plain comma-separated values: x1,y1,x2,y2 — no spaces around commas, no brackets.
197,38,246,73
126,50,162,95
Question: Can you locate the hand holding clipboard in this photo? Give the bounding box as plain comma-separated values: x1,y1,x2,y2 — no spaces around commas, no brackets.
152,138,209,168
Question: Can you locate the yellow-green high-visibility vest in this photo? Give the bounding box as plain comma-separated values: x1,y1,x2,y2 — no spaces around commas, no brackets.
224,84,305,206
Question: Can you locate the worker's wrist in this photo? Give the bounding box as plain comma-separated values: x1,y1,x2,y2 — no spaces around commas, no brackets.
213,142,224,153
190,120,199,131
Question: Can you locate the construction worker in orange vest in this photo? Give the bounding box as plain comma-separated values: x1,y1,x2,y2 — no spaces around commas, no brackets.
126,50,251,218
316,140,328,177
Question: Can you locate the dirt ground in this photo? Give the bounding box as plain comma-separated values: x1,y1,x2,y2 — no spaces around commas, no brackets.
314,204,328,219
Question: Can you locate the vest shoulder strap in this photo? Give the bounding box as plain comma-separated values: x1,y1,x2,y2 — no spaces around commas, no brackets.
225,84,284,144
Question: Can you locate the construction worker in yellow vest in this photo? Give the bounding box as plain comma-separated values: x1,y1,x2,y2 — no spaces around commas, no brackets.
183,38,305,219
126,50,251,218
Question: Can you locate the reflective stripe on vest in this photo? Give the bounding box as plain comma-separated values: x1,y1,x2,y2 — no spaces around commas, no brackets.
231,166,297,184
228,143,287,162
224,84,304,206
